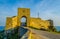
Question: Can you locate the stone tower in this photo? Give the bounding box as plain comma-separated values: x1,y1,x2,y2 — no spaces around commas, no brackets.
17,8,30,26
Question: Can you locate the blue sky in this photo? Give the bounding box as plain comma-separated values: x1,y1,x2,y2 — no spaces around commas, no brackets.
0,0,60,26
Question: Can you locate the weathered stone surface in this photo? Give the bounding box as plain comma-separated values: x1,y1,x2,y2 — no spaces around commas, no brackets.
5,8,50,31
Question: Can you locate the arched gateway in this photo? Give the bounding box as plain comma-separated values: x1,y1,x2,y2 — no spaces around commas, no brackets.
17,8,30,26
5,8,50,31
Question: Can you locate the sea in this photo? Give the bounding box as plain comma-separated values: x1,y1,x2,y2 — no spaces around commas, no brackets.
0,26,60,31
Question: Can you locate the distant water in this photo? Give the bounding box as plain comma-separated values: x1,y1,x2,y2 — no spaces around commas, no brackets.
0,26,60,31
55,26,60,31
0,26,5,31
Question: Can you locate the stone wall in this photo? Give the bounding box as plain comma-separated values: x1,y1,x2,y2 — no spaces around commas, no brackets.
12,16,18,28
30,18,50,30
5,8,50,30
5,17,12,30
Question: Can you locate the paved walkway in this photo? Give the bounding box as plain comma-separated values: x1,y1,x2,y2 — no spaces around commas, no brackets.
31,28,60,39
20,27,60,39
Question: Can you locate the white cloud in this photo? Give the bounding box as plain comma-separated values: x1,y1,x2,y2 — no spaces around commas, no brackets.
30,0,60,26
0,0,60,26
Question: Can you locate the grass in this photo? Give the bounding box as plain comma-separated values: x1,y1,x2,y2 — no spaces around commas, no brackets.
47,30,60,34
28,26,40,30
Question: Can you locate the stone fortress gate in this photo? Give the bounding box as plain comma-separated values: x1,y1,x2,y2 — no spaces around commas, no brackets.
5,8,53,31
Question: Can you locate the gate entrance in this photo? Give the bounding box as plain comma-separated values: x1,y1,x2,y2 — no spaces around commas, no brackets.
20,16,27,26
17,8,30,26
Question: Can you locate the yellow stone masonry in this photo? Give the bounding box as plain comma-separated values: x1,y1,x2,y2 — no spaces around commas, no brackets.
5,17,12,30
12,16,17,28
30,18,50,30
5,8,50,30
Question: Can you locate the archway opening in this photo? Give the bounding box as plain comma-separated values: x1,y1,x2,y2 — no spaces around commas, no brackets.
20,16,27,26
